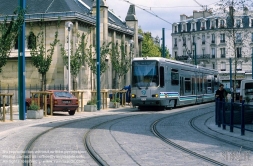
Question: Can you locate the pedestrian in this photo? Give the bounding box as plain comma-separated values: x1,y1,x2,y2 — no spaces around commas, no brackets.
215,84,228,101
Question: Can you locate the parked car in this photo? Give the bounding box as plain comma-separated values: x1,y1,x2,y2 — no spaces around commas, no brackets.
25,90,79,115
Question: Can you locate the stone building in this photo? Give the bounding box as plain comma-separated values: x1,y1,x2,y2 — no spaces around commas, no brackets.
0,0,142,97
172,7,253,88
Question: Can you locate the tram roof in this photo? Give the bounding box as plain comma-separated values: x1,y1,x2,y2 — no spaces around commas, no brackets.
132,57,218,74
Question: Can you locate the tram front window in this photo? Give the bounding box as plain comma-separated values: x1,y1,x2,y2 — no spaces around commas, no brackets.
132,61,159,88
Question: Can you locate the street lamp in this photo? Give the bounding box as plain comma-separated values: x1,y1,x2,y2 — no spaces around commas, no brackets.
65,21,73,92
129,39,134,84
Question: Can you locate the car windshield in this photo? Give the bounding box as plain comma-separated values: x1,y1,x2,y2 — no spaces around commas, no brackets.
54,91,73,98
245,83,253,95
132,61,159,88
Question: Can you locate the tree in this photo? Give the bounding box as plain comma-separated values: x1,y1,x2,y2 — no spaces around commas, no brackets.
85,42,110,89
30,20,59,91
215,0,252,97
0,8,25,73
110,42,131,89
60,33,87,90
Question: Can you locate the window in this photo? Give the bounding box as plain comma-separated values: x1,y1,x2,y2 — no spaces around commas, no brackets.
237,61,242,71
221,48,225,58
182,24,186,32
160,67,164,87
251,19,253,27
192,36,195,44
251,33,253,42
185,78,191,93
211,48,215,58
220,33,225,43
192,23,195,31
211,34,215,43
202,34,205,44
236,20,241,28
212,63,215,69
174,25,178,33
28,32,36,49
171,69,179,85
201,22,205,30
221,62,226,71
237,47,242,58
175,51,177,57
14,37,18,50
220,20,225,27
211,20,215,29
236,33,241,42
182,37,186,46
174,38,177,47
202,48,205,56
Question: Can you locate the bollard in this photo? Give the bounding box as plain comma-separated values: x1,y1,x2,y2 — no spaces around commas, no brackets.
230,98,234,132
222,98,226,130
215,98,218,125
241,100,245,136
217,98,221,127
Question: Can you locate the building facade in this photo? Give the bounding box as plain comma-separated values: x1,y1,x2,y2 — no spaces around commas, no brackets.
0,0,142,101
172,8,253,88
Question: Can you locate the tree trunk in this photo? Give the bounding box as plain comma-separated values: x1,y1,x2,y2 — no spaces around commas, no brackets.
72,77,77,91
41,73,46,91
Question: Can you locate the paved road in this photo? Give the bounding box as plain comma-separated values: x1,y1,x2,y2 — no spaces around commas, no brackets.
0,103,252,166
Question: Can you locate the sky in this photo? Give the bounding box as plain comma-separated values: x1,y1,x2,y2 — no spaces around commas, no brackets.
106,0,219,53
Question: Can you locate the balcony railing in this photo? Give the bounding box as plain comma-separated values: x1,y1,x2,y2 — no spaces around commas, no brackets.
175,54,211,61
221,54,226,58
220,40,225,43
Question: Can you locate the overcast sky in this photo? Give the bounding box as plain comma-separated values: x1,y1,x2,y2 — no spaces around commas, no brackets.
106,0,219,53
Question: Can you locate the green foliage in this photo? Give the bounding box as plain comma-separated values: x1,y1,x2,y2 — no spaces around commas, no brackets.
110,42,131,88
30,20,60,90
141,32,161,57
29,102,40,110
111,97,120,103
86,99,97,105
86,42,110,75
60,33,87,78
0,8,25,73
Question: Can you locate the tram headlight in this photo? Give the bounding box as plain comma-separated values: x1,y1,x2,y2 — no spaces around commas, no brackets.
152,94,159,98
131,94,136,98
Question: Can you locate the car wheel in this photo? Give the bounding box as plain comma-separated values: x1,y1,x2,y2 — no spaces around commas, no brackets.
47,106,51,115
69,110,75,115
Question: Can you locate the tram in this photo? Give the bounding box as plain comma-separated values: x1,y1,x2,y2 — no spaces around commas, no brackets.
131,57,219,109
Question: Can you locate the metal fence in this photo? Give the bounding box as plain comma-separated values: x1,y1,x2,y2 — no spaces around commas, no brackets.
0,84,68,105
215,98,253,135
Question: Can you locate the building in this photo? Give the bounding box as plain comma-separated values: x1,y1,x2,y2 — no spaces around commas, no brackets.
0,0,142,101
171,7,253,88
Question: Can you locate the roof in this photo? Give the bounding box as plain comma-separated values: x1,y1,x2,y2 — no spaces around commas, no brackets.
0,0,130,33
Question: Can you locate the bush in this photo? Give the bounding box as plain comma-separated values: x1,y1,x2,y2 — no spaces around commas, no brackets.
86,99,97,105
29,102,40,110
111,98,120,103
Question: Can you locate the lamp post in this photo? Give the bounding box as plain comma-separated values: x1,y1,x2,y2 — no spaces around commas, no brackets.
130,40,134,84
65,21,73,92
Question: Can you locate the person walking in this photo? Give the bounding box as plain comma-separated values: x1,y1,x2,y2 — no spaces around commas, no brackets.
215,84,228,101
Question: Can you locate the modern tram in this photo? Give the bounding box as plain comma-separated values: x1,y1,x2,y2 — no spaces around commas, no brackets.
131,57,219,109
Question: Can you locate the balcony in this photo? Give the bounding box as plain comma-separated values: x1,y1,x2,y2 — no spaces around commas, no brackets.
175,55,189,61
201,27,205,30
220,40,225,43
212,55,215,58
174,44,177,47
220,25,225,28
211,40,215,44
202,41,205,45
221,54,226,58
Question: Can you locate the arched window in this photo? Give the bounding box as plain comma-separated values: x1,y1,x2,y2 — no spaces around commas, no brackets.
28,32,36,49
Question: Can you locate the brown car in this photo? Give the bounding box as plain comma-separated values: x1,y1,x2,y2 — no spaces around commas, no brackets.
26,90,79,115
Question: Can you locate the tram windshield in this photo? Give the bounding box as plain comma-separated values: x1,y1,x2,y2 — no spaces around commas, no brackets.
132,61,159,88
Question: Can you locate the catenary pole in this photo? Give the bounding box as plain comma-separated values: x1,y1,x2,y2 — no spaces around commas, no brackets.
96,0,101,110
18,0,26,120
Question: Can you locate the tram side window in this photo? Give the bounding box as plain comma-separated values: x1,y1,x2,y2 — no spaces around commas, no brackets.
160,67,165,87
185,78,191,93
171,69,179,85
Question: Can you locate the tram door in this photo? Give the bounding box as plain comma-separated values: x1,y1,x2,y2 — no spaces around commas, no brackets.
180,77,184,96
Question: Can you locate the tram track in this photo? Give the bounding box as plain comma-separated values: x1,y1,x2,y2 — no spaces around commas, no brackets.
22,112,139,166
189,112,253,152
